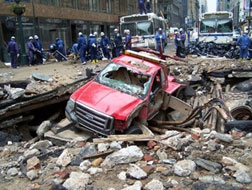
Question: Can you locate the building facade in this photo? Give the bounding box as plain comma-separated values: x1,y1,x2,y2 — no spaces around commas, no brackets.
0,0,138,58
199,0,208,14
186,0,200,27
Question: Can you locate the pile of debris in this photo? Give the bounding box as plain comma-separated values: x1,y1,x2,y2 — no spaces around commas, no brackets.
186,42,240,59
0,126,252,190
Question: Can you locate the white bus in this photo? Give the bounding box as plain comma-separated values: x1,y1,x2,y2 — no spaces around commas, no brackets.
199,11,234,44
120,13,166,49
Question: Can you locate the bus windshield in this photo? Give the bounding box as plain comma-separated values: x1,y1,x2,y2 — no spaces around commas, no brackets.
121,21,153,36
137,22,153,35
216,19,232,33
200,20,216,33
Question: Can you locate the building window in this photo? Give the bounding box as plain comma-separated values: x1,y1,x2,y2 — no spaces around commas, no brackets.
106,0,112,13
78,0,88,10
89,0,99,12
61,0,74,8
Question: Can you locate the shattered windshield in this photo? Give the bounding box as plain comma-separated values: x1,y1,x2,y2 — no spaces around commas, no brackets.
96,63,151,99
200,20,216,33
137,22,154,35
216,19,232,33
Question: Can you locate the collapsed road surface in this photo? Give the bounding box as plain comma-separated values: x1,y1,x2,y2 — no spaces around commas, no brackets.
0,55,252,190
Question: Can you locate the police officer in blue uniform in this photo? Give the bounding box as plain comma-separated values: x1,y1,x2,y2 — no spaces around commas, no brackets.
138,0,146,14
78,32,87,65
55,38,66,61
237,31,251,60
7,36,19,68
155,28,166,53
125,30,132,50
27,36,36,66
88,34,98,63
100,32,111,60
113,28,123,57
33,35,43,64
146,0,151,13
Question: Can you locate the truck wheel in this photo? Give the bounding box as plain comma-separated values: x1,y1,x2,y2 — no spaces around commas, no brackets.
125,123,143,134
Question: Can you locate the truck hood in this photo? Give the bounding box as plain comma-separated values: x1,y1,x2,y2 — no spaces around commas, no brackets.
74,81,144,120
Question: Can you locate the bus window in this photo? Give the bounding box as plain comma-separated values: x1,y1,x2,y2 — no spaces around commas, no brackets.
137,22,154,36
200,20,216,33
217,19,232,33
121,23,137,36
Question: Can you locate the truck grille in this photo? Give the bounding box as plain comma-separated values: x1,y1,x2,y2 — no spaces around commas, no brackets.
75,103,114,136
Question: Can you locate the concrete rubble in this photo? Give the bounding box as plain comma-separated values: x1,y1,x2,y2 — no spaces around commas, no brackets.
0,57,252,189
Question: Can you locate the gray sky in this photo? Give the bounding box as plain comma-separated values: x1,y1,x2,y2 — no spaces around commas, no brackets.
207,0,217,12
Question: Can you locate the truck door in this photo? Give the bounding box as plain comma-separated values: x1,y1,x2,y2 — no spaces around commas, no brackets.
148,70,164,119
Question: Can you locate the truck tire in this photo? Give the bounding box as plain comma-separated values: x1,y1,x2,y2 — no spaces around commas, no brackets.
125,123,142,134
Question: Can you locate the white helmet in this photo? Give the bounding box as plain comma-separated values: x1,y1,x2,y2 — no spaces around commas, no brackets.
78,32,83,36
94,32,98,36
34,35,39,39
89,33,93,37
11,36,15,40
29,36,33,40
101,32,105,36
114,28,118,33
179,28,183,32
127,30,130,34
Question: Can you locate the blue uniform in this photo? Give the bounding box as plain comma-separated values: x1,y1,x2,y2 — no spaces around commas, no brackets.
7,39,18,68
138,0,146,14
237,34,250,59
146,0,151,13
101,35,111,59
114,33,123,57
78,35,87,63
125,34,132,50
33,39,43,64
72,43,78,55
88,36,97,61
27,41,36,65
56,38,66,61
155,32,166,52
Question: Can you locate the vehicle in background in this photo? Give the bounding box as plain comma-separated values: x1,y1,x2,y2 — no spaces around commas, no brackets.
199,11,234,44
120,13,166,50
232,29,241,42
65,50,191,136
169,27,179,39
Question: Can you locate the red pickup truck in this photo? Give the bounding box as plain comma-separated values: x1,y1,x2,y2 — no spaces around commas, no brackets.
65,50,191,136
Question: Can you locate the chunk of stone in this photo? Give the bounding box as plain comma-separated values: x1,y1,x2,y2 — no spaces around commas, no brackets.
110,141,122,150
174,160,196,177
117,171,127,181
32,73,52,82
222,157,238,166
233,170,252,184
195,158,222,173
156,149,167,160
79,160,91,172
102,146,143,167
63,172,91,190
199,175,226,184
36,120,51,139
79,145,97,157
214,133,233,143
7,167,18,177
121,181,142,190
144,179,164,190
26,170,39,181
27,156,40,170
56,149,73,167
161,134,192,150
127,164,147,179
97,143,109,152
29,140,52,150
91,157,103,167
24,149,39,158
87,167,103,175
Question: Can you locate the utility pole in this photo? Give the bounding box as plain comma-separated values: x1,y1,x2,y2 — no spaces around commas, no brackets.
13,0,28,65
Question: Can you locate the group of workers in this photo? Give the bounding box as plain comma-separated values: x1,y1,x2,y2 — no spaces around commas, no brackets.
7,35,44,68
138,0,152,14
70,28,132,64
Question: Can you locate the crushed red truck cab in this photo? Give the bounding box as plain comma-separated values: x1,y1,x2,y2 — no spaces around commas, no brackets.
65,50,191,136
